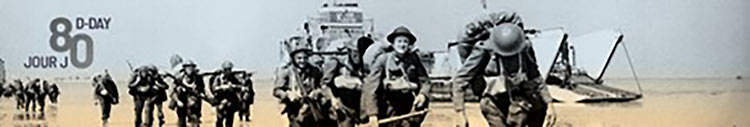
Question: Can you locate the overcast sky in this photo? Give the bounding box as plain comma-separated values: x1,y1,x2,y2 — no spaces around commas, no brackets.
1,0,748,79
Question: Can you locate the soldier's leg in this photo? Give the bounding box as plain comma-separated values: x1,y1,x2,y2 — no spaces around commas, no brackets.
287,113,302,127
176,107,188,127
156,102,165,125
224,111,235,127
215,108,225,127
143,97,156,127
102,100,112,121
38,96,46,112
133,96,145,126
480,95,510,127
383,92,415,127
524,104,548,127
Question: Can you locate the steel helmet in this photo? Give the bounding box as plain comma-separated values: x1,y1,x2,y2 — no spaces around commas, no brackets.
182,60,197,68
221,61,234,69
486,23,527,56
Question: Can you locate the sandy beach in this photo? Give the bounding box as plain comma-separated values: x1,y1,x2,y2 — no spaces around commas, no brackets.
1,78,748,127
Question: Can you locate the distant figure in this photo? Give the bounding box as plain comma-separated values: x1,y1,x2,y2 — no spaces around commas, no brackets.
24,78,42,112
93,71,119,125
47,83,60,104
12,79,25,110
737,75,743,80
238,72,255,122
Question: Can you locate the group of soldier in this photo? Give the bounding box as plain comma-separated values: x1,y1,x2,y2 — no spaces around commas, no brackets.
91,60,255,127
0,78,61,117
0,10,550,127
272,11,550,127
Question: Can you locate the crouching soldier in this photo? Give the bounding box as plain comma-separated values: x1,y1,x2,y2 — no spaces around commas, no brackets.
47,82,60,104
362,26,431,127
209,61,248,127
170,60,206,127
93,70,120,125
452,23,552,127
321,37,374,127
274,47,338,127
129,65,169,127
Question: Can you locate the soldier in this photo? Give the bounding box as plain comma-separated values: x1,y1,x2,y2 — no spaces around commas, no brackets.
209,61,247,127
93,70,120,125
362,26,431,127
274,47,337,127
24,78,41,112
150,65,169,126
37,80,49,113
169,60,206,127
452,23,552,127
47,82,60,104
237,72,255,122
128,65,168,127
321,37,374,127
12,79,25,110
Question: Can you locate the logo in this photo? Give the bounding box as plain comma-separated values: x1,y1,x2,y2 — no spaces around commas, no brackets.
24,16,110,69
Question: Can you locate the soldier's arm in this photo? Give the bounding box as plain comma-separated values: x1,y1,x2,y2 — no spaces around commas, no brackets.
362,54,386,116
320,57,341,87
272,68,291,101
451,47,491,112
413,54,432,96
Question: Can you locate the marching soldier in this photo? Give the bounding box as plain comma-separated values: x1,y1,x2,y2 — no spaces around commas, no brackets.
321,37,374,127
170,60,206,127
362,26,431,127
24,78,41,112
93,70,120,125
273,47,337,127
209,61,247,127
12,79,25,110
128,65,168,127
452,22,552,127
238,72,255,122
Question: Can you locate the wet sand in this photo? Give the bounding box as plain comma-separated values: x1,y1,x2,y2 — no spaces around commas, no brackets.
1,79,748,127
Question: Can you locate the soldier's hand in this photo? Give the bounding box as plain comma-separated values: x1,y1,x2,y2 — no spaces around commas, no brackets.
287,91,301,102
413,94,427,109
366,116,379,127
455,110,469,127
330,98,341,110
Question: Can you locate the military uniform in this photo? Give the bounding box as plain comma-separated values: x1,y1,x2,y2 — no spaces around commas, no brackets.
94,74,120,122
128,66,168,127
24,79,41,112
209,69,246,127
238,73,255,122
171,69,205,127
451,43,550,127
322,56,366,127
362,51,431,127
273,64,337,127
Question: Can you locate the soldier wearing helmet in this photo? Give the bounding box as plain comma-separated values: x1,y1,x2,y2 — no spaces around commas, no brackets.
274,45,337,127
321,36,374,127
92,70,119,125
128,65,169,127
208,60,247,127
362,26,431,127
452,22,551,127
170,60,207,127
